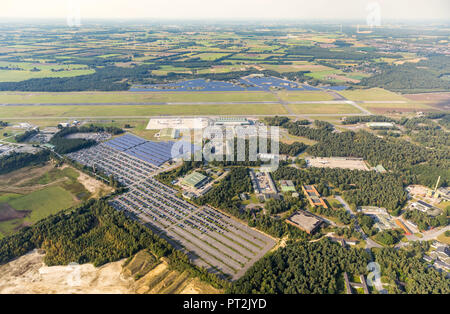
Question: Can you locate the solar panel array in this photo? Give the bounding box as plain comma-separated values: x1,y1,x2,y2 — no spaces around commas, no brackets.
105,133,196,167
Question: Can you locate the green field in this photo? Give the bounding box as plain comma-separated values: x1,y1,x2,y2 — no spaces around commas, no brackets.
9,186,76,222
0,91,278,104
0,187,77,238
287,103,362,114
0,103,288,118
338,88,409,101
0,165,89,238
0,61,94,82
278,91,335,101
193,53,231,61
361,102,436,112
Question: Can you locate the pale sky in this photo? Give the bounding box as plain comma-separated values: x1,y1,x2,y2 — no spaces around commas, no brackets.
1,0,449,20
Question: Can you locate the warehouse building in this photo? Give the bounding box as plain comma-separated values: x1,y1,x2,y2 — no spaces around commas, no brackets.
214,117,251,126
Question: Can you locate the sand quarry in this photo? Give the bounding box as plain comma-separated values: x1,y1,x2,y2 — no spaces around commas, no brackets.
0,250,221,294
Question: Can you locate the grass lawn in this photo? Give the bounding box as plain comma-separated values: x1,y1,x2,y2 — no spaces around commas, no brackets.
287,103,362,114
0,91,278,104
327,197,344,210
0,103,288,118
277,91,335,102
9,185,76,223
280,132,317,145
361,102,435,113
437,233,450,245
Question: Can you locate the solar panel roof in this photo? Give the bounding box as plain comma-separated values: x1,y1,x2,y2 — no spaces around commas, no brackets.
105,133,199,167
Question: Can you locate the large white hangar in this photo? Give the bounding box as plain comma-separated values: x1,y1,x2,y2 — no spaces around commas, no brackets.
146,118,210,130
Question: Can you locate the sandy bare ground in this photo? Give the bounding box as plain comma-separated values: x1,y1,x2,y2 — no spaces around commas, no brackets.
0,250,134,294
77,171,113,197
59,164,114,198
0,250,222,294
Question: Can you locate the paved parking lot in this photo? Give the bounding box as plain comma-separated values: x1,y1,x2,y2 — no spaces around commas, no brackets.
67,141,275,280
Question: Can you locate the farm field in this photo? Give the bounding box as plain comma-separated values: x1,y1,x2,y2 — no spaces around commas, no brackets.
0,103,288,118
0,91,278,104
262,62,332,73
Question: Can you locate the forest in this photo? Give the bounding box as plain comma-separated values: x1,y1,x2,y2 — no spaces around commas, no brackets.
360,62,450,93
228,239,371,294
372,243,450,294
266,116,449,189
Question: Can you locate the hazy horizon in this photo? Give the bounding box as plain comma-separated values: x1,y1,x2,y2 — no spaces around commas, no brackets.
1,0,449,21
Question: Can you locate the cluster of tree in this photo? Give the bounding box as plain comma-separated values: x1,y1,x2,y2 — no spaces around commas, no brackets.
333,225,363,240
356,213,378,236
372,244,450,294
0,200,172,266
49,125,123,155
405,163,449,189
403,210,448,231
0,150,50,175
272,166,407,213
76,124,124,135
50,136,96,155
155,160,203,185
279,142,308,156
198,167,252,212
14,128,38,142
286,121,449,181
0,121,8,127
341,115,396,125
264,196,305,215
410,129,449,150
306,130,438,171
374,229,403,246
264,116,291,127
228,239,371,294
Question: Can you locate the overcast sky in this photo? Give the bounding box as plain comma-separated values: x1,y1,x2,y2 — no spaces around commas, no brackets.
1,0,449,20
